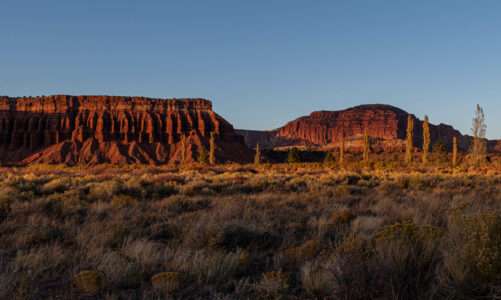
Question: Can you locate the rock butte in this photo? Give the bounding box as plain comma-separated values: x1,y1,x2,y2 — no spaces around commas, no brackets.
238,104,492,152
0,95,252,165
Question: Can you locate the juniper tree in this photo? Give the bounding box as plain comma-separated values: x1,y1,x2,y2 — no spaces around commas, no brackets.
254,143,261,165
287,148,301,164
471,104,487,165
324,151,336,165
363,128,369,166
422,115,430,165
405,115,414,164
209,131,216,165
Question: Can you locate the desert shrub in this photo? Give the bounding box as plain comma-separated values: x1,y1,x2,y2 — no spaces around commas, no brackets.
331,208,355,226
111,195,138,208
211,224,280,251
173,249,246,286
440,213,501,298
372,222,443,299
166,197,211,215
94,251,132,288
148,223,178,243
323,152,336,166
351,216,385,237
121,239,165,273
88,180,123,201
151,272,182,294
283,239,320,266
432,140,449,163
40,177,72,194
140,181,178,199
287,148,301,163
301,259,335,297
15,225,65,249
0,191,12,221
256,271,290,297
374,221,443,244
328,234,399,300
73,270,104,295
316,209,356,242
334,184,351,197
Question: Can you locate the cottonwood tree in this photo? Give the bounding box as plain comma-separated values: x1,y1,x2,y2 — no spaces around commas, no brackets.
406,115,414,164
422,115,430,165
198,145,208,164
471,104,487,165
209,131,216,165
254,143,261,165
452,136,458,168
339,131,345,168
180,135,186,163
363,128,369,166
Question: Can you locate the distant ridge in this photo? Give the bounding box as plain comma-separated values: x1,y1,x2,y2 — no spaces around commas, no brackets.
237,104,501,152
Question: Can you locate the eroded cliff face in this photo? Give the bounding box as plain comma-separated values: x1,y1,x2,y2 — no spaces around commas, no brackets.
239,104,470,151
0,95,251,165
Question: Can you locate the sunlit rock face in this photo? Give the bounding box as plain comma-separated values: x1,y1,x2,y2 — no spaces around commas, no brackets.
0,95,251,165
239,104,470,152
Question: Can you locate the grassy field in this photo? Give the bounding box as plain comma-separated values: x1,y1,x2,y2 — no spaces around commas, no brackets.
2,163,501,299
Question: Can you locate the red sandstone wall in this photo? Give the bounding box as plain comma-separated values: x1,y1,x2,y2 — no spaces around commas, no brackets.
0,95,251,165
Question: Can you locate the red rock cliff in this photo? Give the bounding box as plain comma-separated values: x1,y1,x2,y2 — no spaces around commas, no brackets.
240,104,470,151
0,95,251,165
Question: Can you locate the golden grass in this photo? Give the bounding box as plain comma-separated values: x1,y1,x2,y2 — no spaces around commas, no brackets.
1,163,501,298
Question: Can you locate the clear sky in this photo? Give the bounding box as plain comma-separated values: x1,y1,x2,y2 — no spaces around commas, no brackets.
1,1,501,138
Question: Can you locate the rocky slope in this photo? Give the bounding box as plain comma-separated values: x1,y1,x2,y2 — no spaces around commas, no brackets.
0,95,252,165
238,104,474,152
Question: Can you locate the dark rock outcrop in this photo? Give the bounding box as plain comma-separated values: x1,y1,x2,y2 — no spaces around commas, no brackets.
0,95,252,165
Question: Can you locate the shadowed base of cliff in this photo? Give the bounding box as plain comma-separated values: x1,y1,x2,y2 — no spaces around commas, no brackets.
0,136,252,166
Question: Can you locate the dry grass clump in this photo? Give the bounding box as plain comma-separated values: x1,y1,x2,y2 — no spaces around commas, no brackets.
2,165,501,298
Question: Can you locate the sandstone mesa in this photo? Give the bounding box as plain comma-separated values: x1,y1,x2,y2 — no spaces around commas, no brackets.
0,95,252,165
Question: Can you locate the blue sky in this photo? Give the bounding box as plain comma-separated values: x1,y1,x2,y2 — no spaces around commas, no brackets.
1,1,501,138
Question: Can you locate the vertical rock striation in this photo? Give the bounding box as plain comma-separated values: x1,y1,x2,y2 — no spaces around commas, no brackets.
0,95,251,165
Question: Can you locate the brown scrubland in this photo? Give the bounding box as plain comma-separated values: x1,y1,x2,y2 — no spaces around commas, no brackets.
2,154,501,299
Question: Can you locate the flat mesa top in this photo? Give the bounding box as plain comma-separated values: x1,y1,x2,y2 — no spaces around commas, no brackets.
0,95,214,112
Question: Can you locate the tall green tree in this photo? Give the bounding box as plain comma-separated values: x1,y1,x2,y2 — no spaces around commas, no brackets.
452,136,458,168
471,104,487,165
254,143,261,165
405,115,414,164
363,128,369,167
209,131,216,165
181,135,187,163
422,115,430,165
198,145,208,164
339,132,345,168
